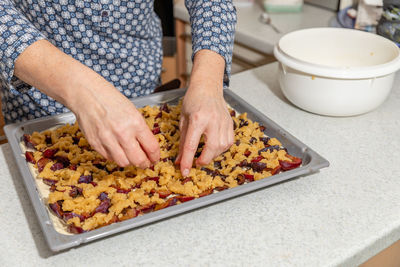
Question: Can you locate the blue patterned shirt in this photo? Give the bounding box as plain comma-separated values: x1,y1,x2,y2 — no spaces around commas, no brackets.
0,0,236,123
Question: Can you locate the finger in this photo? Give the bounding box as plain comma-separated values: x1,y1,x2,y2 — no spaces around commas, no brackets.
175,116,187,165
85,133,111,160
92,142,111,161
221,117,234,152
196,127,222,166
180,121,204,177
226,118,235,148
101,132,130,167
77,123,110,160
123,139,151,169
136,126,160,163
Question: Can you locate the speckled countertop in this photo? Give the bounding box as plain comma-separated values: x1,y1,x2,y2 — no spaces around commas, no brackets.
174,0,335,54
1,62,400,266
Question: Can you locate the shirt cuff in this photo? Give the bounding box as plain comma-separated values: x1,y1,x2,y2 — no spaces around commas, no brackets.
0,5,46,88
187,0,237,88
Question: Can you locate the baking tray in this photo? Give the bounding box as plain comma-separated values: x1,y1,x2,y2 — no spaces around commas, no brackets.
4,88,329,252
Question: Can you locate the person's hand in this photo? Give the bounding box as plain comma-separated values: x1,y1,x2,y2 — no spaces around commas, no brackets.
175,86,234,176
175,50,234,177
71,79,160,168
14,40,160,168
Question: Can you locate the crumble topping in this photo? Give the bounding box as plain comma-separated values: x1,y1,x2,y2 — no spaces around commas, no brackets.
22,102,302,234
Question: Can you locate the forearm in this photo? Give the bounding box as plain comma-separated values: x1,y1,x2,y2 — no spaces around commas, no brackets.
14,39,159,167
14,40,114,113
189,49,225,94
185,0,237,87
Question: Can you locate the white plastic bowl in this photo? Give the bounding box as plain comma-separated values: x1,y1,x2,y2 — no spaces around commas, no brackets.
273,28,400,116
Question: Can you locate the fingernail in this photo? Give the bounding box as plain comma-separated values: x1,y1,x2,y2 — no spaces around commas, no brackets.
140,162,150,169
182,168,189,177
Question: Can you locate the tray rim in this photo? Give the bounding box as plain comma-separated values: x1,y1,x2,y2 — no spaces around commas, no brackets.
4,88,329,252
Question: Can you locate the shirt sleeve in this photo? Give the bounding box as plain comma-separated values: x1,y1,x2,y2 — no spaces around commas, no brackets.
0,1,46,89
185,0,237,87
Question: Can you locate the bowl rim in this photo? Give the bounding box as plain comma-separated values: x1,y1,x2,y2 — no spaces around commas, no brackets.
274,27,400,79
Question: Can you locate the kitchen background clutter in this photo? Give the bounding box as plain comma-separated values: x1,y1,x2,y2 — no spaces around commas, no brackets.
172,0,395,87
377,1,400,43
263,0,304,13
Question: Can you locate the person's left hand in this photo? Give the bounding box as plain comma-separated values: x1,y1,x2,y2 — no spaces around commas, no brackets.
175,50,234,177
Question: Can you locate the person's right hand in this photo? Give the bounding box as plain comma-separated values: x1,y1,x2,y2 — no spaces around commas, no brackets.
70,78,160,168
14,40,160,168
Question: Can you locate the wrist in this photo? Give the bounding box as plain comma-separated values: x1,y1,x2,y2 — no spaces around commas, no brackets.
66,71,121,119
189,49,225,93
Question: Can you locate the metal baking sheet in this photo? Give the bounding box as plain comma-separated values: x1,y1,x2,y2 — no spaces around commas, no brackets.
4,88,329,252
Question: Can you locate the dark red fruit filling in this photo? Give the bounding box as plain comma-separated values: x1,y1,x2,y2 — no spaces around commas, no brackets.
199,188,213,197
243,173,254,182
237,174,245,185
49,201,64,218
22,134,36,149
68,225,85,234
157,190,172,198
98,192,108,201
160,103,170,113
95,198,111,214
176,195,195,202
43,179,57,186
50,162,64,171
251,156,263,163
251,162,266,172
69,186,83,198
154,197,177,211
78,175,93,184
37,157,51,172
152,127,161,135
43,148,57,158
139,203,155,213
25,151,36,164
279,155,302,171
